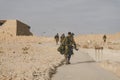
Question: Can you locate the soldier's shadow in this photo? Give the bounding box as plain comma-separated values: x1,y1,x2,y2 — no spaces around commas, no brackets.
70,60,96,65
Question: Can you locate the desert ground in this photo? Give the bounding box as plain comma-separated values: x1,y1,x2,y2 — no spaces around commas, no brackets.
0,36,64,80
0,32,120,80
75,33,120,78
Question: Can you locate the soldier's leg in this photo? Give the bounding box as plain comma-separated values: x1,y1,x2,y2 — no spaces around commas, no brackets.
56,39,58,44
56,38,59,45
55,39,57,44
67,48,73,64
56,39,58,45
68,54,71,64
64,54,70,64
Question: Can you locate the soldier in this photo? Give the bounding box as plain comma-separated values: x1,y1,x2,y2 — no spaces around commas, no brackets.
54,33,59,45
103,35,107,43
60,33,65,44
62,32,78,64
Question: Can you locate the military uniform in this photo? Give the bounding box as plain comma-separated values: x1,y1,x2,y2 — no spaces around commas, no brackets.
103,35,107,43
62,33,77,64
60,34,65,44
54,33,59,45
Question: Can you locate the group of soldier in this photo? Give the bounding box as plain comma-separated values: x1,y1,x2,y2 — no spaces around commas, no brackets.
54,32,107,65
54,33,65,45
54,32,78,64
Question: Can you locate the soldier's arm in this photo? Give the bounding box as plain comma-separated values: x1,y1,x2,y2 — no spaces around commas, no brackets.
72,38,78,51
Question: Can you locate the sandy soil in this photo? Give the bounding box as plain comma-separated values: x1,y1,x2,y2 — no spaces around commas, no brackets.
74,33,120,78
0,36,64,80
0,32,120,80
81,48,120,78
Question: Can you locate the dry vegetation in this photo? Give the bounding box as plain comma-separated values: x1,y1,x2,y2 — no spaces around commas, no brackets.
0,36,64,80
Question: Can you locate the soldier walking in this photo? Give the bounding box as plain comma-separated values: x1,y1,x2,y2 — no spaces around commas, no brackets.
103,35,107,43
54,33,59,45
62,32,78,64
60,33,65,44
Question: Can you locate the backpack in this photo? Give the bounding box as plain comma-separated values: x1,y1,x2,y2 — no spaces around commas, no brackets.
57,44,65,55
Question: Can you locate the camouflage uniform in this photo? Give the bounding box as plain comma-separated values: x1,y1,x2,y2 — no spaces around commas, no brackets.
103,35,107,43
60,34,65,44
54,33,59,45
62,32,77,64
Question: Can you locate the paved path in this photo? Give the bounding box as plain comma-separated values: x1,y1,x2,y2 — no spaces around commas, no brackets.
52,50,120,80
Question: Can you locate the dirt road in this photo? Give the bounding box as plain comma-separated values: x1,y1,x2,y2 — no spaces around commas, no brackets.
52,50,120,80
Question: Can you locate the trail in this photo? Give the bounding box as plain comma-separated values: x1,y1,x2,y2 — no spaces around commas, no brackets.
52,50,120,80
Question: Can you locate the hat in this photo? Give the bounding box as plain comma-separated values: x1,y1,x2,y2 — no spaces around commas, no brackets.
68,32,71,35
72,33,74,35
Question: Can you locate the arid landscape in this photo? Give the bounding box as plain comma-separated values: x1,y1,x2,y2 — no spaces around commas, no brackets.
75,33,120,78
0,20,120,80
0,32,120,80
0,0,120,79
0,36,65,80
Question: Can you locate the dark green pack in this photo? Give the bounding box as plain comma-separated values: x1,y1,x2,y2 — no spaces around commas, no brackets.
57,44,65,55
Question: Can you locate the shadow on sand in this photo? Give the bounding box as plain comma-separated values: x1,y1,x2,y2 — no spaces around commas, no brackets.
70,60,96,65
